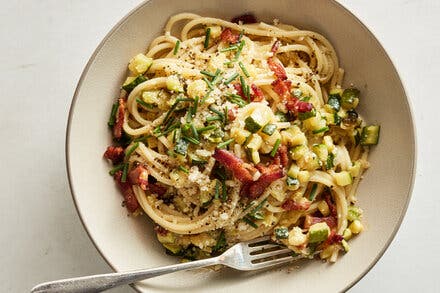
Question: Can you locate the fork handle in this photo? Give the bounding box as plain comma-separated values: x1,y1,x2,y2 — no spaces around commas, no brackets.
31,256,222,293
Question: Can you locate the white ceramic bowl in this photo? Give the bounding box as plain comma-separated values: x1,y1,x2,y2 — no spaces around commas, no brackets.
66,0,416,292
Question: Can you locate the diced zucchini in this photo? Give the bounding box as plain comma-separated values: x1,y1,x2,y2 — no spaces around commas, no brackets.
329,88,343,96
122,75,147,93
157,231,175,244
303,114,326,132
189,154,207,165
317,200,330,216
287,163,300,178
349,161,361,177
304,154,321,171
274,227,289,239
250,150,260,164
246,134,263,150
262,123,277,135
327,93,341,112
281,126,307,146
323,112,341,126
341,239,350,253
163,243,182,255
297,109,316,121
245,116,263,133
333,171,353,186
347,206,363,222
319,245,335,259
349,220,364,234
360,125,380,146
245,110,270,133
142,90,160,104
312,144,328,162
275,111,288,122
297,170,310,183
343,228,352,240
187,79,207,99
341,88,360,109
128,54,153,75
230,128,251,145
291,145,308,160
308,222,330,243
166,75,184,92
288,227,307,246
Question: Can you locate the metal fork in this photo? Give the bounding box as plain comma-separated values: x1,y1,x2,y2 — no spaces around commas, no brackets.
31,236,303,293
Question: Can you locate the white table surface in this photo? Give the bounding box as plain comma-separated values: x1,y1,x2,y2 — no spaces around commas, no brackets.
1,0,438,292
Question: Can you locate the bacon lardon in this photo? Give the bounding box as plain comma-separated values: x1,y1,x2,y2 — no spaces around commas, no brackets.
251,84,264,102
271,40,281,54
128,165,149,190
267,58,287,80
103,146,124,164
220,28,240,44
113,98,125,139
281,199,311,211
213,149,253,183
304,215,337,229
247,168,284,199
114,170,139,213
271,78,292,100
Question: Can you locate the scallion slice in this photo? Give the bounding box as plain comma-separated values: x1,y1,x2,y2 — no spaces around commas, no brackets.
173,40,180,55
238,61,250,77
204,27,211,49
270,138,281,157
217,138,234,149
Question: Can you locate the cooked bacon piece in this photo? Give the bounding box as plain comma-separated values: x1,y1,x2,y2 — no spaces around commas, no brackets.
324,193,337,216
213,149,253,182
233,83,246,100
271,40,281,53
267,57,287,80
271,78,292,101
251,84,264,102
113,98,125,139
148,183,168,197
304,215,337,229
274,145,289,167
114,171,139,213
103,146,124,164
286,97,313,113
281,199,311,211
154,225,168,236
248,168,284,199
128,165,149,190
220,28,240,44
327,232,344,245
227,107,237,121
231,13,257,24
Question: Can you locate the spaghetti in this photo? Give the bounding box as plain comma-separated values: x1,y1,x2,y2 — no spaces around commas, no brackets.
104,13,380,262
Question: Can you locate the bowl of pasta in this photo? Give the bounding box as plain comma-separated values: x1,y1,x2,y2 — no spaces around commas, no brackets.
66,0,415,292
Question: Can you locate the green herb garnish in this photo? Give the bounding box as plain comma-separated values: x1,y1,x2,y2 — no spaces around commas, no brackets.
270,138,281,157
204,27,211,49
217,138,234,149
173,40,180,55
238,61,250,77
107,102,118,127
